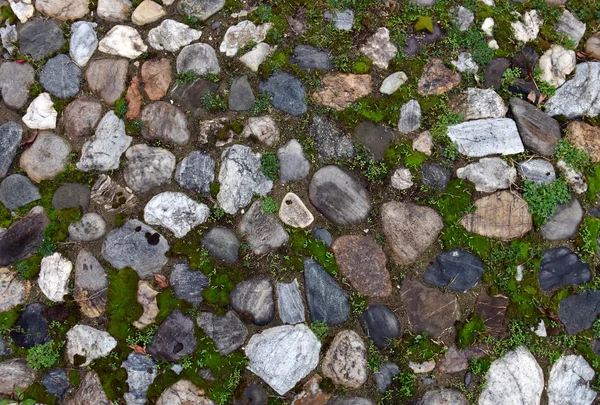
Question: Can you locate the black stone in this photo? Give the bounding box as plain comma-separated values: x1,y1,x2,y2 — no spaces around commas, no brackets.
42,369,70,400
558,290,600,335
304,258,350,325
359,305,401,349
484,58,510,89
289,44,333,71
354,121,395,161
236,384,268,405
10,303,49,348
508,79,541,104
228,76,255,111
0,174,41,210
0,206,49,266
423,249,484,292
51,183,90,212
539,247,591,291
259,71,307,116
230,277,274,326
421,163,451,191
19,20,66,60
147,310,197,361
169,262,210,305
201,226,240,263
512,46,539,78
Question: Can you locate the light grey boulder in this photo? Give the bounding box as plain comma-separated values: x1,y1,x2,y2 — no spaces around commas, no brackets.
519,159,556,184
277,279,305,324
66,324,117,367
447,118,524,157
277,139,310,182
548,354,596,405
397,99,421,133
456,158,516,192
143,192,209,238
541,197,583,241
68,212,106,242
123,144,176,193
122,353,157,405
545,62,600,119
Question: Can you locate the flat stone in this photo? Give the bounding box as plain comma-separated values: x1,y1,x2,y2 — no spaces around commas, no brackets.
144,192,208,238
98,25,147,59
259,71,307,116
447,118,524,157
519,159,556,184
141,59,172,101
133,281,159,329
475,292,509,337
0,268,28,312
19,19,65,60
66,324,117,366
20,133,70,182
322,330,367,389
555,10,586,46
421,163,450,191
63,97,102,139
178,0,224,20
124,144,176,193
97,0,131,21
359,305,400,349
0,62,34,109
277,279,305,324
0,359,35,395
229,76,255,111
309,166,371,226
230,276,274,325
0,206,49,266
277,139,310,182
312,73,371,111
22,93,57,130
451,5,473,31
148,19,202,52
52,183,90,212
559,290,600,334
217,144,272,214
245,324,321,395
220,20,272,56
457,157,517,192
418,58,461,95
423,249,484,292
354,121,394,161
197,311,247,355
201,226,239,263
566,121,600,163
380,71,407,94
9,0,34,23
175,151,214,193
390,166,413,190
539,247,591,291
539,44,576,88
398,99,421,133
176,43,220,75
85,58,128,105
312,228,333,247
511,10,541,43
10,302,48,348
324,8,354,30
239,42,273,72
278,192,313,229
132,0,165,25
169,262,209,305
38,252,72,302
156,380,213,405
479,346,543,405
548,355,596,405
439,346,488,374
70,21,97,68
451,88,507,120
242,116,279,145
122,353,157,405
541,197,583,241
42,369,70,401
400,279,460,337
0,174,40,210
304,258,349,325
102,219,169,277
381,201,443,265
77,111,131,172
290,45,332,71
39,54,82,99
417,389,469,405
359,27,397,69
147,310,197,361
141,102,189,145
64,371,109,405
374,363,400,393
545,62,600,119
74,250,108,318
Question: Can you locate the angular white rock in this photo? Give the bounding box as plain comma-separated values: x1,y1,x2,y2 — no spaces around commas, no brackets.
278,192,314,228
22,93,57,130
548,355,596,405
538,44,576,87
239,42,273,72
545,62,600,119
147,19,201,52
70,21,98,67
220,20,273,57
447,118,524,157
391,167,413,190
144,191,210,238
456,157,517,192
66,324,117,367
38,252,73,302
458,88,507,120
413,131,433,156
481,17,494,37
99,25,148,59
452,52,478,73
397,99,421,133
9,0,34,23
380,71,407,95
512,10,541,43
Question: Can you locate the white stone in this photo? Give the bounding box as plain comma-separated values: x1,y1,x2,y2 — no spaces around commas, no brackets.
548,355,596,405
482,17,494,37
279,192,314,228
533,320,547,337
68,212,107,241
176,43,220,75
413,131,433,156
9,0,34,23
99,25,148,59
538,44,576,87
545,62,600,119
480,0,494,5
131,0,166,25
555,10,586,47
512,10,542,43
147,19,201,52
0,23,17,55
452,52,478,73
359,27,397,69
451,6,474,32
479,346,544,405
557,160,587,194
97,0,131,22
239,42,273,72
144,191,210,238
38,252,72,302
457,88,507,120
456,157,516,193
447,118,524,157
379,71,407,95
409,360,435,373
220,20,273,57
488,39,499,50
391,167,413,190
245,324,321,395
241,116,279,146
0,268,27,312
70,21,98,67
66,324,117,367
22,93,57,130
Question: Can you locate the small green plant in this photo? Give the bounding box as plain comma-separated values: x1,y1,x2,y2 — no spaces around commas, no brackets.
457,315,486,348
555,138,590,172
469,357,490,375
261,196,279,214
501,67,522,88
593,319,600,339
367,343,382,372
255,4,272,22
200,92,227,112
126,324,157,346
350,292,368,316
580,217,600,257
203,73,221,83
183,14,202,29
251,93,271,115
310,321,328,341
175,71,199,85
260,152,279,181
394,372,416,399
27,340,62,370
114,97,128,118
522,179,571,224
430,110,463,141
0,387,35,405
443,142,459,160
532,66,556,96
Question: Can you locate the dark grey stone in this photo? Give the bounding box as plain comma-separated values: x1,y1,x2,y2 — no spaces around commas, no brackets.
201,226,239,263
229,76,255,111
171,79,219,115
404,36,420,56
355,121,395,160
512,46,539,78
236,384,268,405
277,279,305,324
42,369,70,400
423,249,484,292
304,258,350,325
122,352,157,405
0,174,41,210
312,227,333,246
327,396,374,405
485,58,510,89
238,200,289,255
19,20,66,60
39,54,82,99
541,197,583,241
289,45,333,71
311,115,354,161
169,262,210,305
0,121,23,177
259,71,307,116
539,247,591,291
423,23,444,43
230,277,274,326
374,363,400,393
51,183,90,212
147,310,197,361
277,139,310,182
0,206,49,266
421,163,451,191
197,311,247,355
510,97,561,156
558,290,600,334
359,304,401,349
10,302,49,348
0,336,12,356
175,151,215,194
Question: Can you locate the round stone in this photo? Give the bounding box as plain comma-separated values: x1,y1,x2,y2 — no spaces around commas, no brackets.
39,54,82,99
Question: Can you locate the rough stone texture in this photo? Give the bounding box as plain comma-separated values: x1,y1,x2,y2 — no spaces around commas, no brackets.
291,374,331,405
245,324,321,395
586,33,600,61
0,206,49,266
175,151,215,193
85,58,128,105
548,355,596,405
22,92,57,130
64,371,110,405
558,160,588,195
460,191,533,240
555,10,586,46
479,346,544,405
69,212,106,242
421,163,451,191
423,249,484,292
413,131,433,156
381,201,443,265
279,192,313,229
0,268,28,312
559,290,600,334
541,197,583,241
456,157,517,192
359,27,397,69
400,279,460,337
312,74,372,111
545,62,600,119
451,52,478,74
42,369,70,401
197,311,247,355
132,0,165,25
9,0,34,23
418,59,461,95
39,54,82,99
70,21,97,67
290,45,333,71
512,10,541,43
359,305,400,349
124,144,176,193
242,116,279,145
144,192,209,238
0,122,21,178
566,121,600,163
90,174,137,213
417,389,469,405
176,43,220,75
97,0,131,22
219,20,272,56
447,118,524,157
322,330,367,388
147,310,197,361
309,166,371,226
38,252,72,302
20,133,71,182
98,25,147,59
169,262,210,305
519,159,556,184
52,183,90,212
0,62,34,109
539,247,591,291
75,250,108,318
141,102,189,145
259,71,307,116
178,0,224,20
102,219,169,278
475,292,509,337
230,277,275,326
239,200,289,255
66,324,117,366
122,352,157,405
0,174,40,210
278,139,310,182
304,258,350,325
277,279,305,324
451,88,507,120
156,380,214,405
141,58,172,100
148,19,202,52
133,281,159,329
229,76,255,111
63,97,102,138
539,44,576,87
391,167,413,190
0,359,35,395
324,8,354,30
397,99,421,133
201,226,239,263
19,19,65,60
311,115,354,161
374,363,400,393
237,384,268,405
327,396,374,405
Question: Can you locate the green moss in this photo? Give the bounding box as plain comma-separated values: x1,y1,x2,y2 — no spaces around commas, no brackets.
230,121,243,134
114,97,128,118
203,273,233,312
457,315,486,349
522,179,571,226
0,305,21,332
586,163,600,203
0,5,16,25
68,369,81,387
260,152,280,181
351,57,372,74
155,289,190,324
209,182,220,197
288,229,339,276
435,179,473,223
414,16,434,33
397,332,444,362
579,217,600,257
384,142,428,169
23,382,57,405
106,267,143,340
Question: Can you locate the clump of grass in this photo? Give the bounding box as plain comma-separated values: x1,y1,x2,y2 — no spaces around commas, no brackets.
200,92,227,112
260,152,279,181
114,97,128,118
350,292,368,316
457,315,486,349
251,93,271,115
27,340,63,371
261,196,278,215
175,71,198,86
522,179,571,225
310,321,328,341
555,138,590,172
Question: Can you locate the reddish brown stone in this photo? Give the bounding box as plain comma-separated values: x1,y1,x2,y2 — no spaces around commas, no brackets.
312,74,372,111
291,375,331,405
438,345,487,374
475,292,509,337
141,58,172,101
332,234,391,297
62,97,102,138
418,58,461,96
126,77,142,120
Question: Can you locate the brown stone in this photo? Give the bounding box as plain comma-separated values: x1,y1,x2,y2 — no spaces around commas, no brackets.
141,58,172,101
62,97,102,138
400,279,460,337
126,77,142,120
381,201,443,265
460,191,533,240
418,58,461,96
438,346,487,374
133,280,159,329
586,32,600,61
475,292,509,337
292,375,332,405
332,234,391,297
566,121,600,163
322,330,368,388
156,380,212,405
65,371,110,405
312,74,372,111
86,58,129,105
